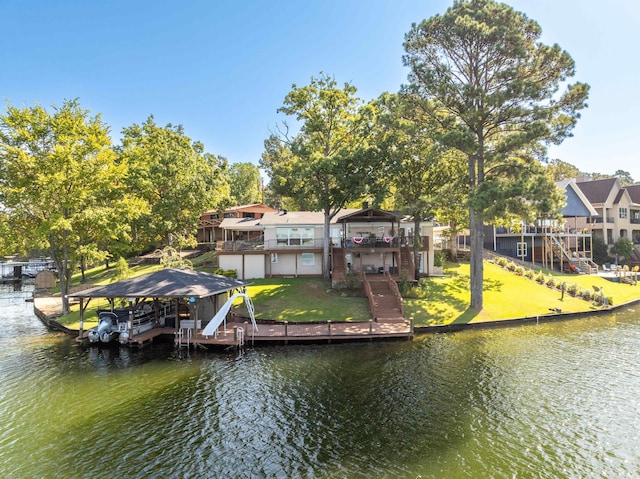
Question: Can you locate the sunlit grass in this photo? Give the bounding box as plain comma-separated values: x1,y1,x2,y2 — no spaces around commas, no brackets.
239,278,371,322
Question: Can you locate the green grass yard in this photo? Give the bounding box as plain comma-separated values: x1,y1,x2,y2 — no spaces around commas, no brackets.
404,261,630,327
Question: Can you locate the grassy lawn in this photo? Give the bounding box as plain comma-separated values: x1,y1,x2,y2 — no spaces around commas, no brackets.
404,261,640,327
239,278,371,322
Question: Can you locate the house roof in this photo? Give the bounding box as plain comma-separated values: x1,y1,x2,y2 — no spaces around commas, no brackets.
625,184,640,204
260,209,359,226
337,208,399,223
557,179,598,217
70,269,246,300
575,177,618,204
219,217,263,231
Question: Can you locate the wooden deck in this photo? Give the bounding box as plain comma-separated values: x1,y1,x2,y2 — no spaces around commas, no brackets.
176,319,414,348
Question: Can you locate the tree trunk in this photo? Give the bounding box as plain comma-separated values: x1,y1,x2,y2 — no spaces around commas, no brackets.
323,209,331,279
413,216,421,280
449,220,458,262
61,237,70,314
469,208,484,311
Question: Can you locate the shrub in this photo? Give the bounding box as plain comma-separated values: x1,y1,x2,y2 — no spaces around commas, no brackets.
514,266,525,276
434,252,446,268
580,289,593,300
506,261,517,271
535,271,545,284
545,275,556,288
495,257,508,267
567,283,578,296
524,269,535,279
222,269,237,278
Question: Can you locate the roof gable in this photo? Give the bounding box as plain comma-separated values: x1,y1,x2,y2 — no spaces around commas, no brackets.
575,177,619,204
337,208,399,223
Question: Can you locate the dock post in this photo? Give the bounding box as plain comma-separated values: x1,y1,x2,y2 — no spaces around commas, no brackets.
284,321,288,345
327,320,331,336
369,319,373,334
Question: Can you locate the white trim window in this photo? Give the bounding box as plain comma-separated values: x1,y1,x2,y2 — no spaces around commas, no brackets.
619,207,628,219
270,253,278,263
301,252,315,266
276,227,314,246
517,241,527,258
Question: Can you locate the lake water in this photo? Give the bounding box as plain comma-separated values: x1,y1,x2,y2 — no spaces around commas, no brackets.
1,283,640,478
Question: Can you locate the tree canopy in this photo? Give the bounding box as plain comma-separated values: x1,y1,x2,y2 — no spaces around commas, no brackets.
403,0,589,310
261,74,381,278
227,162,262,205
118,116,227,251
0,99,141,312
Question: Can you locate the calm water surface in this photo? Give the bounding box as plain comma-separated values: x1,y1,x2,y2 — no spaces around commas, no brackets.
1,283,640,478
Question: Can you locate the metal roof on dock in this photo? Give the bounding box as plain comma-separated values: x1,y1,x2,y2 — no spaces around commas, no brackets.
70,268,246,299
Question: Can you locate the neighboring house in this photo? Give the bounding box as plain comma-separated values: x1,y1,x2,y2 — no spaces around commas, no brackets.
217,206,435,281
484,179,599,272
197,204,277,244
574,177,640,246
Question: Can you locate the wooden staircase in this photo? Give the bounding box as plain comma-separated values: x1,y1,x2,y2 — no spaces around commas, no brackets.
331,248,346,282
365,275,405,322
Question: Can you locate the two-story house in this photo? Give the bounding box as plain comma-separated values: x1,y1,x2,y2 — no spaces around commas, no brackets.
575,177,640,246
216,206,435,282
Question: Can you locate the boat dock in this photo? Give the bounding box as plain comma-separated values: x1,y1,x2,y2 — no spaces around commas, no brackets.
175,318,414,348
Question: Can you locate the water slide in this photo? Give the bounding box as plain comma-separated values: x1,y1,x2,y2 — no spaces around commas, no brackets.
201,292,258,337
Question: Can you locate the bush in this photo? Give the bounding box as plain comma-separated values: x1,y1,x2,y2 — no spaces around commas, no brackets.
566,283,578,296
580,289,593,300
535,271,545,284
524,269,535,279
434,252,446,268
545,275,556,288
495,257,508,267
514,266,525,276
222,269,238,278
506,261,517,272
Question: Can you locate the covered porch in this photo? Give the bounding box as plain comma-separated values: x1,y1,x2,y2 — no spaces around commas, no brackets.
331,208,412,282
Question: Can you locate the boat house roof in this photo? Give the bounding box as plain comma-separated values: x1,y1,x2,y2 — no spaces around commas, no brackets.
70,268,246,300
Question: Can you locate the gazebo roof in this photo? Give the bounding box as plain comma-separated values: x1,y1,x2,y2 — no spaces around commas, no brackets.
70,268,246,300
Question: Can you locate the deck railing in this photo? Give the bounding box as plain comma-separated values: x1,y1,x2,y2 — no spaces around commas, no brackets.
385,272,405,318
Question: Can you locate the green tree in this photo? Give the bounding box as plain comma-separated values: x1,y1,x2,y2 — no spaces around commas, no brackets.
261,74,380,278
228,162,262,205
376,92,458,277
611,236,633,262
118,117,228,252
0,99,139,312
403,0,589,310
614,169,635,186
546,159,581,181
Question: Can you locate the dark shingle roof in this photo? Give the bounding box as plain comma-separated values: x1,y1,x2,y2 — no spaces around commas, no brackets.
575,178,617,204
70,269,245,299
626,184,640,204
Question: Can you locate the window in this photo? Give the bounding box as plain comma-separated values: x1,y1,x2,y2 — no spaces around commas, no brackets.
270,253,278,263
301,253,315,266
243,212,255,218
210,214,219,219
517,242,527,258
620,207,628,219
224,212,234,218
275,227,314,246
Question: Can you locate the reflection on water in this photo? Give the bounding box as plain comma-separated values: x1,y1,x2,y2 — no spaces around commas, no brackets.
1,283,640,478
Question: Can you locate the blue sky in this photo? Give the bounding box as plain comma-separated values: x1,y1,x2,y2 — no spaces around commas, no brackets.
2,0,639,181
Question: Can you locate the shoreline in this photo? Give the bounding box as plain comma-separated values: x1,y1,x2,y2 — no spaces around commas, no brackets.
32,294,640,341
